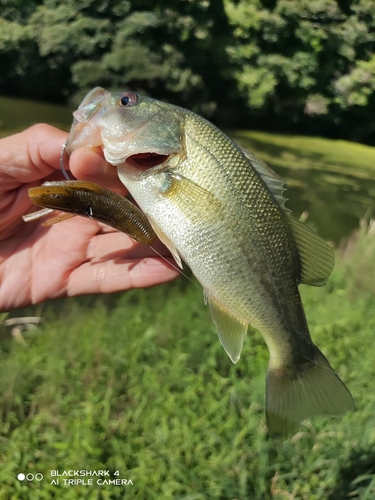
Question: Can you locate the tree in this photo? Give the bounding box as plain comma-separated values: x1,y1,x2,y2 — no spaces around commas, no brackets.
0,0,233,118
2,0,375,142
224,0,375,141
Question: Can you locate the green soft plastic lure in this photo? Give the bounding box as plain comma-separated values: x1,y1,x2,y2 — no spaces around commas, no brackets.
26,180,156,245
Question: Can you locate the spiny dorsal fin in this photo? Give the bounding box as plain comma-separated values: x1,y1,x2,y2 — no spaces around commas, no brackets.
236,143,334,286
237,143,290,212
288,215,334,286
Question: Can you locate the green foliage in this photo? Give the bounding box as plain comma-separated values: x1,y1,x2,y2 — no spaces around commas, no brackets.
334,54,375,107
1,223,375,498
0,0,230,115
3,0,375,141
223,0,375,140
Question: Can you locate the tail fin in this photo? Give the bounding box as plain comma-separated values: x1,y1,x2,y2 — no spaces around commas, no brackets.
266,345,354,439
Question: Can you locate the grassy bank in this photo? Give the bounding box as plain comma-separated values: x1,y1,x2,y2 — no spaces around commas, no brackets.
0,221,374,499
232,130,375,174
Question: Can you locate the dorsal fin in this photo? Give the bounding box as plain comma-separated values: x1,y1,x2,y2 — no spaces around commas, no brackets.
237,143,290,211
288,215,334,286
236,142,334,287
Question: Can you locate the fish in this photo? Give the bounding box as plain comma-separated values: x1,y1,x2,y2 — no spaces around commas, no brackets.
36,87,355,438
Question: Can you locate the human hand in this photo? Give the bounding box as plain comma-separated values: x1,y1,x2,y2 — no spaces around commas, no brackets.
0,124,179,312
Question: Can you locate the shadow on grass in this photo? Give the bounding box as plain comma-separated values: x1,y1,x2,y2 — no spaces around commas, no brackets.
328,447,375,499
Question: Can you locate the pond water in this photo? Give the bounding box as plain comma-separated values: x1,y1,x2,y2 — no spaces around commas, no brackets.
1,95,374,244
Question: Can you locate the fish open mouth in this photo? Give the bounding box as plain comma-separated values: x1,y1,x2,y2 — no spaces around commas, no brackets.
127,152,169,170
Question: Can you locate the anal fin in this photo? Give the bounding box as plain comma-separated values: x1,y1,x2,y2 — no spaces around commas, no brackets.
205,291,248,364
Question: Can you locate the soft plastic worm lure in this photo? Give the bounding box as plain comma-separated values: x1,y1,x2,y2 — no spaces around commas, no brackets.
23,180,157,245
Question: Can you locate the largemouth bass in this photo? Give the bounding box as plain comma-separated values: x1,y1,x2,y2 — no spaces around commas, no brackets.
41,87,355,438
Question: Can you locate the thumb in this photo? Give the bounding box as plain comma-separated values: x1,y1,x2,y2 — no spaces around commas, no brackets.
0,124,68,193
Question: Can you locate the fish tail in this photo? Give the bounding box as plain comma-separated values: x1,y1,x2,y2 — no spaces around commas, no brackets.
266,345,354,439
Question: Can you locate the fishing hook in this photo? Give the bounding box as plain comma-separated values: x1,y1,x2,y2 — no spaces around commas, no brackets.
60,141,71,180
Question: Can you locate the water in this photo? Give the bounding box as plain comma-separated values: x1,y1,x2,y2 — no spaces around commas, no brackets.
1,95,374,243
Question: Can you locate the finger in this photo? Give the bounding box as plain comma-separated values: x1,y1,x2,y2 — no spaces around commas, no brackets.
69,147,127,195
0,124,68,191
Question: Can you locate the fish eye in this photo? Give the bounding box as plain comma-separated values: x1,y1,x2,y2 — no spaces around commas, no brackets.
119,92,138,107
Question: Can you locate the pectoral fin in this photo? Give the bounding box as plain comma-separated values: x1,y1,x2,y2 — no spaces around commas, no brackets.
148,172,224,268
205,291,248,364
160,172,224,223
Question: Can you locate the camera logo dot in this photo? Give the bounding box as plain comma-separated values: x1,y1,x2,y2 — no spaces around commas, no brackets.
17,472,43,481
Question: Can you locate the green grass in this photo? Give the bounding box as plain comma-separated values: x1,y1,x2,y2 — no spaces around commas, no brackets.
1,222,375,499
